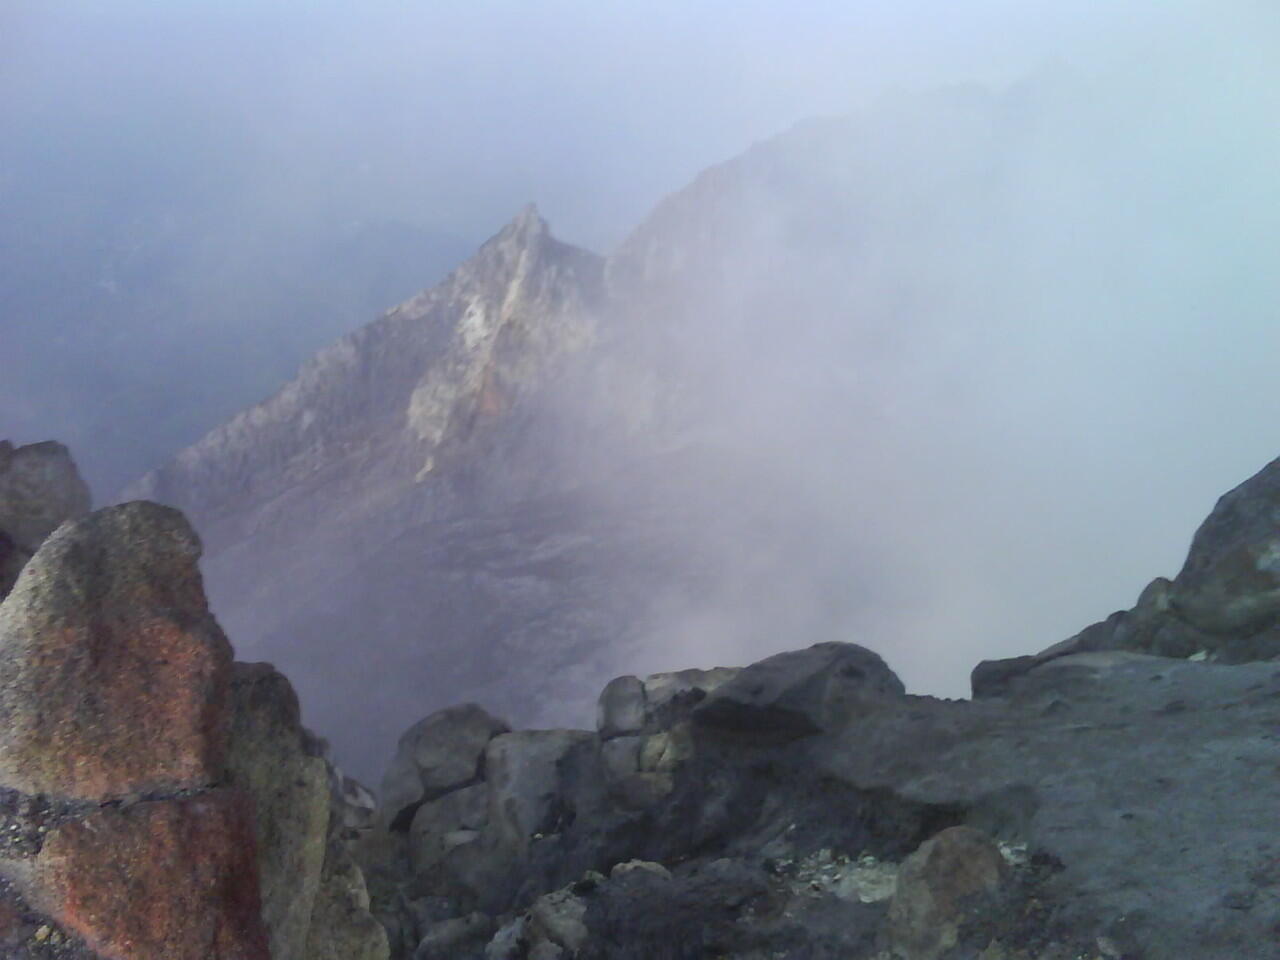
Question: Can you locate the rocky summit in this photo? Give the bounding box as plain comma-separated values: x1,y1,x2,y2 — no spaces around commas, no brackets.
2,439,1280,959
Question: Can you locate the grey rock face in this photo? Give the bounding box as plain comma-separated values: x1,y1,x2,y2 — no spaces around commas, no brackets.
368,626,1280,960
595,676,645,740
1172,454,1280,634
886,826,1009,960
0,441,91,601
380,704,510,831
0,441,92,555
694,642,905,737
485,730,597,856
226,662,331,960
640,667,740,731
409,783,489,874
305,837,391,960
974,458,1280,697
0,502,231,800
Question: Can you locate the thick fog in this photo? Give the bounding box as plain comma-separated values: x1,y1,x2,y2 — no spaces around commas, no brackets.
4,0,1280,727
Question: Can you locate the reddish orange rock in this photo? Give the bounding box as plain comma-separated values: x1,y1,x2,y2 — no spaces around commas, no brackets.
32,790,270,960
0,502,232,800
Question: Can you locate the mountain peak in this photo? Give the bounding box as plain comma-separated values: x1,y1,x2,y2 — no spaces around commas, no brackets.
500,202,547,242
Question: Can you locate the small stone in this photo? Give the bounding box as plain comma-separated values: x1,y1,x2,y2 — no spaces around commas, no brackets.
33,925,50,942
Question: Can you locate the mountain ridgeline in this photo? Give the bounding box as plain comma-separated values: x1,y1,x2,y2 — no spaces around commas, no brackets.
126,83,1278,783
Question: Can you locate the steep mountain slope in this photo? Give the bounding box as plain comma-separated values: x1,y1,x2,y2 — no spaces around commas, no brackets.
130,81,1280,781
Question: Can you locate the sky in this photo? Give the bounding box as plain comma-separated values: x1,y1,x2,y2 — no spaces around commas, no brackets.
7,1,1266,252
2,1,1280,746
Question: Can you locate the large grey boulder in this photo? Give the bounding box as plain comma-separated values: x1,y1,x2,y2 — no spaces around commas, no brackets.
381,704,510,830
641,667,739,729
694,642,905,736
409,783,489,874
1171,454,1280,635
485,730,596,856
596,676,645,740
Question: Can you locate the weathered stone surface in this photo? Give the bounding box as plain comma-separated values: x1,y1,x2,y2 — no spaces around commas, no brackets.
1171,455,1280,634
886,826,1009,960
226,662,330,960
0,502,232,800
381,704,509,831
694,642,905,736
970,655,1039,699
637,725,692,773
29,790,270,960
0,441,91,556
409,783,489,874
640,667,739,730
596,676,645,740
598,735,642,782
305,839,391,960
485,731,596,856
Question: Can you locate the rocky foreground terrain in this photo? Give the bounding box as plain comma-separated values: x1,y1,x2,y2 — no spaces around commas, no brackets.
4,439,1280,959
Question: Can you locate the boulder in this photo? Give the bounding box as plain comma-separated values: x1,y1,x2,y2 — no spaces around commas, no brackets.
1170,454,1280,635
0,502,232,800
0,441,91,556
640,667,739,729
886,826,1009,960
485,730,596,855
596,676,645,739
28,790,270,960
226,662,331,960
598,736,642,781
694,642,904,736
409,783,489,873
381,704,510,831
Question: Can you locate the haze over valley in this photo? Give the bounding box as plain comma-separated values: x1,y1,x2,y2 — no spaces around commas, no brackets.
5,1,1279,782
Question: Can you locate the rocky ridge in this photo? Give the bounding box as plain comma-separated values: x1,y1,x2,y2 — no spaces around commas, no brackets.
353,455,1280,960
4,444,1280,958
